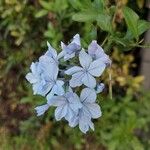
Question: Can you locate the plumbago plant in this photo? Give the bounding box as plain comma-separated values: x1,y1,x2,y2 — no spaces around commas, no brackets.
26,34,111,133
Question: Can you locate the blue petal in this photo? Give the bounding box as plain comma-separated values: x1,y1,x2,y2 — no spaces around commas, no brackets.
34,78,54,96
65,107,75,122
72,34,81,46
30,62,39,74
79,50,92,69
88,58,106,77
80,88,96,103
60,41,67,50
81,73,96,88
35,104,49,116
26,73,38,84
88,40,111,65
65,43,80,54
47,96,66,106
67,93,82,112
69,72,84,87
78,113,94,134
45,41,57,58
68,115,79,127
84,103,102,119
55,105,68,121
57,50,65,60
39,55,58,80
65,66,83,75
96,83,105,93
64,52,75,61
88,40,104,58
52,80,64,95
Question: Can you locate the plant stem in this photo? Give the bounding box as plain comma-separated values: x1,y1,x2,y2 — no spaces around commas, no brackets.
101,35,109,47
109,65,112,100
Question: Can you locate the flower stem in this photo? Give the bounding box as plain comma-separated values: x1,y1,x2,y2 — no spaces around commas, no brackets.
109,65,112,100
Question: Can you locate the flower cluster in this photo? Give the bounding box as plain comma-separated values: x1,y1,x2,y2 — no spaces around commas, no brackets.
26,34,111,133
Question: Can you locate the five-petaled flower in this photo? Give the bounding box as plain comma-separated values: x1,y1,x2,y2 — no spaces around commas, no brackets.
59,34,81,61
65,50,106,88
69,88,102,133
47,88,82,121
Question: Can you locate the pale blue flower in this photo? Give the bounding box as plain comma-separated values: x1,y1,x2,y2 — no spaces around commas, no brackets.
58,34,81,61
69,88,102,133
26,62,46,95
26,56,64,97
65,50,106,88
44,41,59,65
35,104,49,116
95,83,105,93
47,89,82,121
88,40,111,65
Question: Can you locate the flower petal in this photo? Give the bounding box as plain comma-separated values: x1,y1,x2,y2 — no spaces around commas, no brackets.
88,40,111,65
64,53,75,61
34,79,54,96
79,114,93,134
65,66,83,75
30,62,39,74
39,55,58,80
73,34,81,46
26,73,38,84
47,96,66,107
65,43,80,54
88,40,104,58
54,105,68,121
69,72,84,87
81,73,96,88
96,83,105,93
80,88,96,103
68,116,79,127
57,50,65,60
35,104,49,116
68,93,82,112
85,103,102,119
65,107,75,122
45,41,57,58
79,50,92,69
88,58,106,77
52,80,64,95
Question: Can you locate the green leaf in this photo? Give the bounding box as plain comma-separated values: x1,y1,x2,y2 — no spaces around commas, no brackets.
69,0,82,9
20,97,31,104
123,6,139,40
35,9,48,18
97,14,112,32
137,20,150,35
93,0,105,11
39,0,52,10
72,12,97,22
124,20,150,40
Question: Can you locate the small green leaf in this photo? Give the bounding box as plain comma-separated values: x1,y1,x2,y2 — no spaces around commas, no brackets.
93,0,105,11
39,0,52,10
123,6,139,40
137,20,150,35
35,9,48,18
124,20,150,40
97,14,112,32
72,12,97,22
69,0,82,9
20,97,31,104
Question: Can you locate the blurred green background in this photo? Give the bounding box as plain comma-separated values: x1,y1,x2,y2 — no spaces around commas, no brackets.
0,0,150,150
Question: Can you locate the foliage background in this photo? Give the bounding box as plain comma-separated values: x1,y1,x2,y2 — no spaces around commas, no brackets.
0,0,150,149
